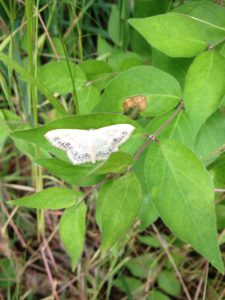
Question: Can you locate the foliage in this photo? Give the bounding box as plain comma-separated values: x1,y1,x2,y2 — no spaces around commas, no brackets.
1,0,225,299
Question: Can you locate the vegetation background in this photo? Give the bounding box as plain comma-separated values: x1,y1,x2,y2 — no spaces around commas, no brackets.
1,0,225,299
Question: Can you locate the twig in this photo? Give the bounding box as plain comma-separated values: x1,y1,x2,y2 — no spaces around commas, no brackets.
208,37,225,50
214,189,225,193
134,101,184,161
152,224,192,300
194,261,209,300
37,10,60,60
202,262,209,300
3,183,35,192
41,247,60,300
0,201,27,248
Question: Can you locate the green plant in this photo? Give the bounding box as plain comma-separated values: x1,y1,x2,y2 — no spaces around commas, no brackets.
1,0,225,299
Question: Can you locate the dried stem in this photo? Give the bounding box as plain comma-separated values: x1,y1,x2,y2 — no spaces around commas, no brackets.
152,224,192,300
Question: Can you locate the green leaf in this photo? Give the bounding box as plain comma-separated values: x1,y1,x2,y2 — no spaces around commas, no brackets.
94,66,181,117
173,0,225,43
36,152,132,187
108,5,121,46
183,51,225,133
145,110,195,151
152,48,193,87
76,86,100,114
195,110,225,164
59,202,86,271
145,140,224,272
36,158,104,186
11,113,145,164
96,172,142,253
37,61,86,94
129,13,208,57
157,271,181,297
94,151,133,174
130,0,169,58
0,53,67,116
11,187,82,210
79,59,112,91
108,51,143,72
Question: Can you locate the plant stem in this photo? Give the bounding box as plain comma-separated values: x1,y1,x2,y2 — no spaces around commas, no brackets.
134,101,184,161
26,0,44,240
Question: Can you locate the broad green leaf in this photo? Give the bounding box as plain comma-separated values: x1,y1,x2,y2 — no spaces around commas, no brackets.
129,13,208,57
183,51,225,133
133,146,159,232
96,172,142,253
152,49,193,87
79,59,112,91
37,61,86,94
93,151,133,174
11,114,145,164
195,110,225,164
11,187,82,210
94,66,181,117
130,0,169,57
36,152,132,187
35,158,104,186
145,110,195,151
173,0,225,43
134,110,195,228
108,51,143,72
0,53,67,116
76,86,100,114
157,271,181,297
145,140,224,272
59,202,86,271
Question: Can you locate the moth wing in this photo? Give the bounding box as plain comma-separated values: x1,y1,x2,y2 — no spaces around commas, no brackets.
94,124,135,161
45,129,93,164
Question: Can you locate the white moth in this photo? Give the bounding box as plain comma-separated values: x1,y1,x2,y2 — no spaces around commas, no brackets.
45,124,135,165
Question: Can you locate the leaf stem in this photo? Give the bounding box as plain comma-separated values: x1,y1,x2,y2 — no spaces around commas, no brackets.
134,101,184,161
208,37,225,50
